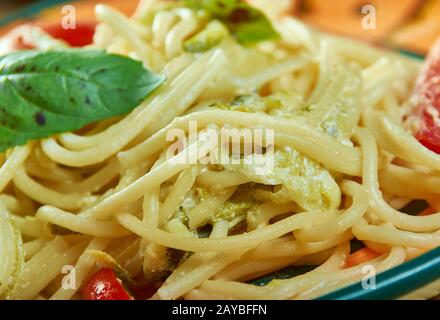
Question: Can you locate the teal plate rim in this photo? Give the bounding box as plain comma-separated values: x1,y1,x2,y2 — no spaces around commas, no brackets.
1,0,437,301
319,246,440,300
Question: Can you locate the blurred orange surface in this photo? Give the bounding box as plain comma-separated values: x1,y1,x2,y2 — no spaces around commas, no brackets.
1,0,440,55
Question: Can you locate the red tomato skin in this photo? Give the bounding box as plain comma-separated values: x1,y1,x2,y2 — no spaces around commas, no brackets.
416,133,440,154
130,284,159,300
82,268,133,300
345,248,381,269
413,37,440,154
42,23,96,47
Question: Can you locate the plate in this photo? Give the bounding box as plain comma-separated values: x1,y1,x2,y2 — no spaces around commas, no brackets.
1,0,438,301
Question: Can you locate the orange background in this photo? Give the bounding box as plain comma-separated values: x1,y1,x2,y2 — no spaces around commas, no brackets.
1,0,440,55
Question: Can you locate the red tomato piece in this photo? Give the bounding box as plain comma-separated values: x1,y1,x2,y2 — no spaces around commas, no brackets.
419,206,435,216
82,268,133,300
42,23,96,47
130,284,159,300
345,247,381,268
412,37,440,154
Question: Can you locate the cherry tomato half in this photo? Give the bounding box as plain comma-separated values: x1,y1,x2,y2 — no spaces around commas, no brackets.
82,268,133,300
42,23,96,47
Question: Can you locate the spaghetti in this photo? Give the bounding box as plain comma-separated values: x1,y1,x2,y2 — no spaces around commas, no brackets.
0,0,439,300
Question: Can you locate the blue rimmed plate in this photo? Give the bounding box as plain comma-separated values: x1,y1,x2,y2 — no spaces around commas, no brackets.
1,0,438,301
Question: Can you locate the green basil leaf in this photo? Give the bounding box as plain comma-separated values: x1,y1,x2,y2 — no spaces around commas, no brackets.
184,0,238,17
183,0,279,45
0,49,165,152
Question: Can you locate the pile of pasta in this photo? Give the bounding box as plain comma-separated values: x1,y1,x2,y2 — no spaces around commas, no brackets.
1,0,440,300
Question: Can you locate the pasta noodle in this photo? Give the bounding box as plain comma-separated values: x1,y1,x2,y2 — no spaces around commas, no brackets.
1,0,439,301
